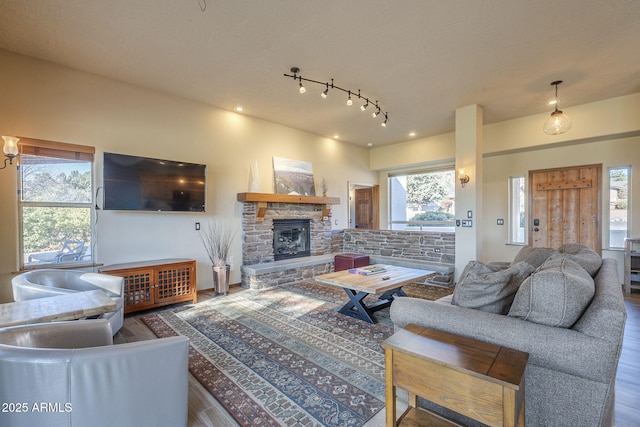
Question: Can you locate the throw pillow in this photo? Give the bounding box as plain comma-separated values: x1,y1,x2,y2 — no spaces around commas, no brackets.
554,243,602,276
508,257,595,327
452,261,535,314
511,246,558,269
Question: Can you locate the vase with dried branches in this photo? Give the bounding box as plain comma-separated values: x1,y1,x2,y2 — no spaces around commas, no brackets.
199,220,236,295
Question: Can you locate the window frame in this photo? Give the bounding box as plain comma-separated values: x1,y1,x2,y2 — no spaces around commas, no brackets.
508,175,527,245
18,137,96,270
606,165,631,250
387,165,456,231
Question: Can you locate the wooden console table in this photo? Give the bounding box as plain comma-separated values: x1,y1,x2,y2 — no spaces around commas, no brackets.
383,324,528,427
100,259,196,313
0,290,116,328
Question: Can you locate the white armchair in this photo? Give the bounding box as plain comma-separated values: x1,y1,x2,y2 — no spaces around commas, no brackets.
0,320,189,427
11,269,124,334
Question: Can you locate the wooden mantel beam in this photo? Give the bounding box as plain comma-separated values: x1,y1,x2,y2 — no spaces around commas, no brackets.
237,192,340,222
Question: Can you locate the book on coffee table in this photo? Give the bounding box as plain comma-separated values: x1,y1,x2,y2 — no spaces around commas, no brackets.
348,266,387,276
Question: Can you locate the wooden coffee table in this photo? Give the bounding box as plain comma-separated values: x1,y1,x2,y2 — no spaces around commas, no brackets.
383,324,528,427
315,264,435,323
0,290,117,328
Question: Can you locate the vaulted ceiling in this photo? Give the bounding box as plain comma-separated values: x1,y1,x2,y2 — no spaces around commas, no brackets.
0,0,638,146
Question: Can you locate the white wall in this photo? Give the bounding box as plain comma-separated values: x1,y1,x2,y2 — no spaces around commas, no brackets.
370,93,640,282
0,50,377,301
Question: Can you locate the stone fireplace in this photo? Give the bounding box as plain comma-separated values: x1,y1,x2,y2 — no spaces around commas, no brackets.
237,192,340,289
273,219,311,261
240,200,334,266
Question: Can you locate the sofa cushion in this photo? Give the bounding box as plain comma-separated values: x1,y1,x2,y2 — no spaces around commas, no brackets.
452,261,534,314
508,257,595,327
554,243,602,276
512,246,558,268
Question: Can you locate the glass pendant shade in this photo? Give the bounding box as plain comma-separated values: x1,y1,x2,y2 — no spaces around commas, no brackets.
543,109,572,135
2,136,19,156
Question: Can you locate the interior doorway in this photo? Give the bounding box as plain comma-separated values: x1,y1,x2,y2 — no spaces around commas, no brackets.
348,182,379,229
529,164,602,254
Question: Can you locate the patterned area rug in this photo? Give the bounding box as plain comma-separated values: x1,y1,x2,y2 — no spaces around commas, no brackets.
141,280,453,427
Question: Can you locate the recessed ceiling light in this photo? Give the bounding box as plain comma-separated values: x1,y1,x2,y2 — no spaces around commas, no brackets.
409,132,416,137
234,106,244,112
367,143,373,147
333,135,339,139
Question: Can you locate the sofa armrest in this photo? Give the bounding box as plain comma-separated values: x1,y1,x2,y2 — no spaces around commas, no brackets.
390,297,619,384
79,272,124,297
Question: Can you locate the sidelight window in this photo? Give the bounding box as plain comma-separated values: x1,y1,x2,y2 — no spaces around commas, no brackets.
607,166,630,249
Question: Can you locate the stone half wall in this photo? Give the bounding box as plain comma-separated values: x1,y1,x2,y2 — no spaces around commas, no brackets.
339,228,455,265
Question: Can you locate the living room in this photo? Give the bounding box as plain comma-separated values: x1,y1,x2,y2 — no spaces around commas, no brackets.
1,1,639,426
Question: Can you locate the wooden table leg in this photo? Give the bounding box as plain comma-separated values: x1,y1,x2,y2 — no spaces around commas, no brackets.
385,349,397,427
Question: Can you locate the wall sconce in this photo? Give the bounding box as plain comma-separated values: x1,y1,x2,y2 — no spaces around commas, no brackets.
1,136,19,169
459,169,470,188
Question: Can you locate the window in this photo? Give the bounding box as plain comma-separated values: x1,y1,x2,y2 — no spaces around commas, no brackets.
608,166,630,249
19,139,95,268
509,176,526,244
388,168,455,230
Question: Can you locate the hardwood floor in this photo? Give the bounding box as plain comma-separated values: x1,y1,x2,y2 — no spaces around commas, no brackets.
114,287,640,427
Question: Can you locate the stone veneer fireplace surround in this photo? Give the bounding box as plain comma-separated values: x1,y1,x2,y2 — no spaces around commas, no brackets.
240,200,334,266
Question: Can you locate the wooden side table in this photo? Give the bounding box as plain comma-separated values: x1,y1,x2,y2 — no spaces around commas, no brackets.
382,324,528,427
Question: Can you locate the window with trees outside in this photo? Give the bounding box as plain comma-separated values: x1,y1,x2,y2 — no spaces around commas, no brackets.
608,166,630,249
19,139,95,268
388,168,455,231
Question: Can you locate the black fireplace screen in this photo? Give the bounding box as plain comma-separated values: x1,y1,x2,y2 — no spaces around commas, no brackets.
273,219,311,261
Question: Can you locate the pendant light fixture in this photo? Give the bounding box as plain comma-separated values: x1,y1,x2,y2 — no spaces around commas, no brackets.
284,67,389,128
543,80,571,135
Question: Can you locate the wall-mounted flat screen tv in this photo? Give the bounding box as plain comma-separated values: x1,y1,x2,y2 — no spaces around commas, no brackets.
103,152,206,212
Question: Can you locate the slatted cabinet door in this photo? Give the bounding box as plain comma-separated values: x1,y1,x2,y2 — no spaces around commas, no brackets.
529,164,602,254
156,262,196,305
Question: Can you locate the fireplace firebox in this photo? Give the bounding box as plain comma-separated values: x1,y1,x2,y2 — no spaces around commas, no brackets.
273,219,311,261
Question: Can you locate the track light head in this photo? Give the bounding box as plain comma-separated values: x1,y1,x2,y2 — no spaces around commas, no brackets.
321,83,329,99
298,78,306,94
346,91,353,106
381,114,388,127
360,101,369,111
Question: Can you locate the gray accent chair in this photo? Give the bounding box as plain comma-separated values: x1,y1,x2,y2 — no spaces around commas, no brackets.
0,320,189,427
11,269,124,334
390,257,626,427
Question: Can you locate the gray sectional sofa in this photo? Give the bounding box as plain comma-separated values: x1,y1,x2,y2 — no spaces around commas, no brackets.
390,244,627,427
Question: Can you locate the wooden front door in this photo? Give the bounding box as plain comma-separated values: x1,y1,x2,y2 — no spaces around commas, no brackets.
355,186,379,229
529,164,602,254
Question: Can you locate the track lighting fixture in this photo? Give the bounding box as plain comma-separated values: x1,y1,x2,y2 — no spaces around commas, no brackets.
284,67,389,128
543,80,571,135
